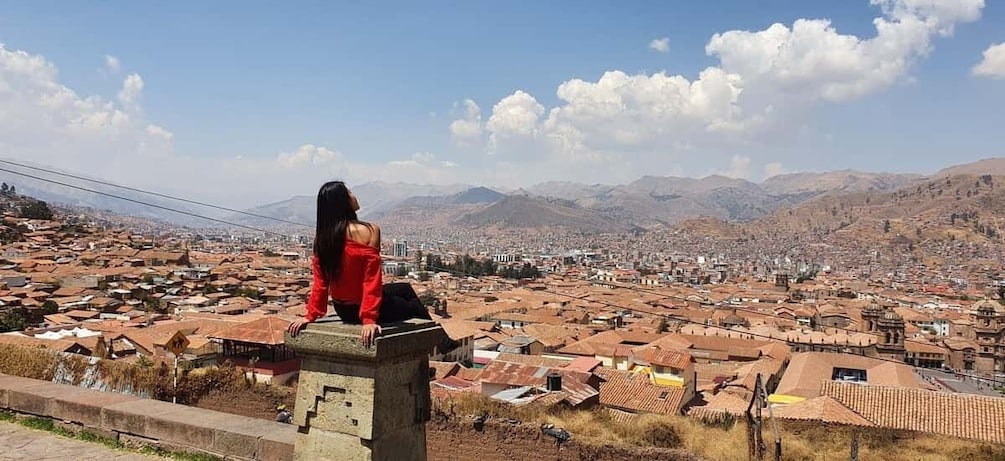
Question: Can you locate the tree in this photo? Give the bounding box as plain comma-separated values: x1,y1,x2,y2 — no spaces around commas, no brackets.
8,186,15,195
21,200,53,220
42,300,59,315
1,183,7,194
0,309,27,332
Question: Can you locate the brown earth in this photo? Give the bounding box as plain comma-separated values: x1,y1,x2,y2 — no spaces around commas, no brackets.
193,385,296,421
426,417,702,461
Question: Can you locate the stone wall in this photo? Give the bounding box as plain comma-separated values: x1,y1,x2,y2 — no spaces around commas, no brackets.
0,373,296,461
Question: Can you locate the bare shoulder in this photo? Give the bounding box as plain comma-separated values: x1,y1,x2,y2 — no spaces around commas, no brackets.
349,221,381,249
367,223,381,248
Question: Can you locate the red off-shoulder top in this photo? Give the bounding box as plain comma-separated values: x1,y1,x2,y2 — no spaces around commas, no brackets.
305,240,383,325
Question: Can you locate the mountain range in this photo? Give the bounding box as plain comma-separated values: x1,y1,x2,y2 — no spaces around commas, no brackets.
233,168,932,233
9,157,1005,234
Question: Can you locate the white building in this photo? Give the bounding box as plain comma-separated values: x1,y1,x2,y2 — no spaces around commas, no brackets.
393,239,408,258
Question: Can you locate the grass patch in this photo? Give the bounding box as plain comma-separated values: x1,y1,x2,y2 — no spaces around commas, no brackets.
20,416,56,432
77,430,124,450
138,446,223,461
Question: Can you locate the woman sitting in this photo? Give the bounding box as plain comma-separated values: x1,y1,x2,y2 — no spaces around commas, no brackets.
287,181,430,346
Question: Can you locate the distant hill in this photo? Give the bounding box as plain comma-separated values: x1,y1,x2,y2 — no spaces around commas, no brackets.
0,160,218,227
761,170,922,196
524,181,615,201
233,181,470,227
238,195,315,226
735,173,1005,250
389,187,505,209
454,195,627,233
236,157,1005,233
936,158,1005,177
451,186,506,204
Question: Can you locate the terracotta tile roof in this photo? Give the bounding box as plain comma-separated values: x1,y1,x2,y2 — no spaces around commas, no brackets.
494,353,571,368
565,356,602,373
821,381,1005,443
0,333,79,353
64,309,100,320
437,319,495,341
714,361,772,393
432,375,479,392
769,395,874,427
209,317,291,345
557,330,665,356
904,340,949,355
604,407,640,424
634,347,693,369
429,361,461,380
599,368,688,415
478,360,591,387
43,314,77,325
775,352,923,399
454,367,483,382
687,389,750,419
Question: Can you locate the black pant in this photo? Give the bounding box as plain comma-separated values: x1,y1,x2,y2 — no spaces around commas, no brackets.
332,282,431,325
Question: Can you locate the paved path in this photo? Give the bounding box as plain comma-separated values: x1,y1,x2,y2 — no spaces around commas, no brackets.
0,422,164,460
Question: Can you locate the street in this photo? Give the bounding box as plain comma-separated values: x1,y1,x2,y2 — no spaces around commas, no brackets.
917,369,1005,398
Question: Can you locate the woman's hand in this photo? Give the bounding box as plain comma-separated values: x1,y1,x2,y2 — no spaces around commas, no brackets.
361,324,382,348
287,318,310,337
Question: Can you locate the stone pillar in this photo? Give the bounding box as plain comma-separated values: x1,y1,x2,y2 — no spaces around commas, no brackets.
285,318,445,461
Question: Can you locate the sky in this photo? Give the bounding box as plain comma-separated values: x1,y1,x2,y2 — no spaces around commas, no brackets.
0,0,1004,207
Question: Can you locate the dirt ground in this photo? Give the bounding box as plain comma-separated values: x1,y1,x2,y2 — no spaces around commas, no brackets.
193,385,297,421
425,418,702,461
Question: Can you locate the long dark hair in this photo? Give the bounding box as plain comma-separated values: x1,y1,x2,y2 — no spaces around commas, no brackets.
314,181,357,281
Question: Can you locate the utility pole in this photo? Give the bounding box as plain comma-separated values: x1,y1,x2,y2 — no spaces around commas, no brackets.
850,431,859,461
746,374,766,461
172,354,178,404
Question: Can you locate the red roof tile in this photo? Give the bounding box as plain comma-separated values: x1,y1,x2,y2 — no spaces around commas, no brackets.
599,368,689,415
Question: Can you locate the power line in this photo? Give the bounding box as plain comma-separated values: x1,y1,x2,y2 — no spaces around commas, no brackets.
5,161,1000,386
0,166,287,236
0,159,313,228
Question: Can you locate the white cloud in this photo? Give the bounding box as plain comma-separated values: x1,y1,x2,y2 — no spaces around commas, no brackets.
460,0,984,178
649,37,670,53
718,155,752,179
0,44,172,169
105,55,120,74
145,124,173,141
277,144,344,169
973,42,1005,79
486,90,545,154
412,151,435,163
117,73,144,106
763,162,790,179
388,152,439,167
0,42,484,208
448,99,483,147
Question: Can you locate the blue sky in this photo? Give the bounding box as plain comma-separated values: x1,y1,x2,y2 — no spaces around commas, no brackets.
0,1,1003,205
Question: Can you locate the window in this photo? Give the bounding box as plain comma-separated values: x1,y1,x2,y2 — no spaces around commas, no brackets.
832,368,867,382
658,391,669,400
